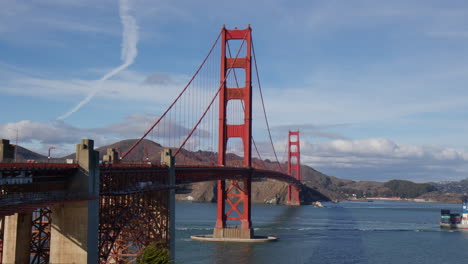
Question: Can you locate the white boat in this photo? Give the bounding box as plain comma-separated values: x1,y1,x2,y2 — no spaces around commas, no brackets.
312,201,324,208
440,200,468,229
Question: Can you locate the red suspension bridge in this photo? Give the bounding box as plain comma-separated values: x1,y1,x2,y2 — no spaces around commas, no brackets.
0,26,304,263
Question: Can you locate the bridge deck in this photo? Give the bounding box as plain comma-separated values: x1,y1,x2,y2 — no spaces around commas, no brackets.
0,163,299,216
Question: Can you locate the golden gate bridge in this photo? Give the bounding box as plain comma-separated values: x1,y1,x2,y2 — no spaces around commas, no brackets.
0,26,303,263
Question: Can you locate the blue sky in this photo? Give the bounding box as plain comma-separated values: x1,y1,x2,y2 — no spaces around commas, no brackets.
1,0,468,182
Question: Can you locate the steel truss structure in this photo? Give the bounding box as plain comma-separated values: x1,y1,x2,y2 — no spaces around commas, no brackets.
99,167,170,263
30,208,51,264
0,208,52,264
0,166,171,264
219,178,251,227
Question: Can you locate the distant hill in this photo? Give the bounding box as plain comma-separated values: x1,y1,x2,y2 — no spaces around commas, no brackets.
80,139,460,203
60,139,331,203
299,167,465,203
413,179,468,203
12,145,48,162
433,180,468,196
62,139,165,161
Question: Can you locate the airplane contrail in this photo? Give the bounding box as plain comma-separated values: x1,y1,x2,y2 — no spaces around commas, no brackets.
57,0,139,120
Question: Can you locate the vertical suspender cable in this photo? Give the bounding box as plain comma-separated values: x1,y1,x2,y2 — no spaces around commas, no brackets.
227,43,266,168
174,31,249,157
121,31,222,159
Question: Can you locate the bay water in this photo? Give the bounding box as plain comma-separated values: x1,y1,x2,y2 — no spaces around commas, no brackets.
175,200,468,264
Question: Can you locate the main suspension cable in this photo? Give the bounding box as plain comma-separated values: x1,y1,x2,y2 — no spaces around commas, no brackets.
121,31,222,159
251,38,283,172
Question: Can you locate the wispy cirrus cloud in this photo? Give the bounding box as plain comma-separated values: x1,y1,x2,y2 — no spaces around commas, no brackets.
280,0,468,38
261,56,468,128
426,31,468,38
0,68,188,105
58,0,140,120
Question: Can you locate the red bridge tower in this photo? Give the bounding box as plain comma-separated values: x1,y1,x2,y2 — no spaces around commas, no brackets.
287,131,301,205
214,25,253,239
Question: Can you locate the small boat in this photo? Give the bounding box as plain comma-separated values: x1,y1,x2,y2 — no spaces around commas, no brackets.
440,200,468,229
312,201,324,208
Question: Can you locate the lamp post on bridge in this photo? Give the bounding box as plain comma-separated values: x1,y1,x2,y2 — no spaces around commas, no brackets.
115,147,121,160
48,146,55,163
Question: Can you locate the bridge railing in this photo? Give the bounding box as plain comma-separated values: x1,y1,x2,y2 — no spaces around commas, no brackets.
0,163,78,187
100,164,172,196
0,163,78,168
0,190,97,216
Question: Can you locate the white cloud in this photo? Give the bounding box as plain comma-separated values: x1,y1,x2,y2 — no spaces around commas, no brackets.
271,123,349,140
268,136,468,182
0,112,213,156
58,0,140,120
1,116,467,182
261,61,468,126
308,138,466,161
298,138,468,182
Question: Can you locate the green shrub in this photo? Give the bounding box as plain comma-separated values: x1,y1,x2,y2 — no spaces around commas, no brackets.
136,241,171,264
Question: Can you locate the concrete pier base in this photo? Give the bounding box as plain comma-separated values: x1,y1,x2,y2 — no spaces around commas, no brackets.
193,227,277,243
287,201,301,206
50,202,90,263
2,212,32,264
0,139,30,264
49,139,99,264
191,235,277,243
213,227,253,239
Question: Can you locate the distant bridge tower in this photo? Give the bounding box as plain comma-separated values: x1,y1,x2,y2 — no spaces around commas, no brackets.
214,25,253,239
287,131,301,205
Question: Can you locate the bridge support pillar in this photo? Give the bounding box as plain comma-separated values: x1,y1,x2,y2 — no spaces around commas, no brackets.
103,148,120,164
2,212,32,264
213,178,253,239
50,139,99,264
287,185,301,206
0,139,14,162
161,149,175,260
